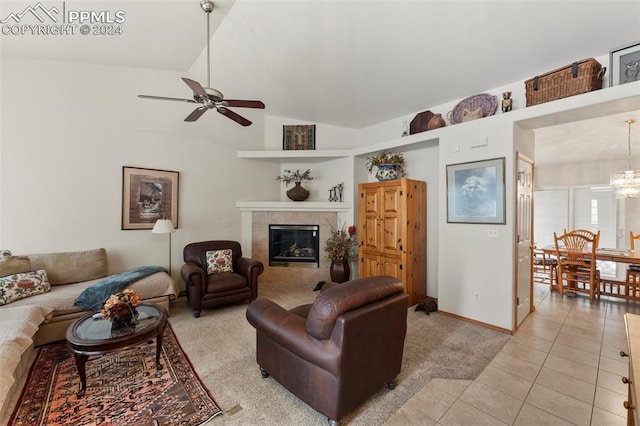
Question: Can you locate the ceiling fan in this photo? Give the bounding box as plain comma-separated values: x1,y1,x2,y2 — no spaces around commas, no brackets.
138,0,265,126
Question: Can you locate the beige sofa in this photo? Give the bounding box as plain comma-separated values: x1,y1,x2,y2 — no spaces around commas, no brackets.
0,248,178,421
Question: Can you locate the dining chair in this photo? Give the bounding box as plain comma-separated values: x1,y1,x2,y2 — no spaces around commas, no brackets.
532,245,557,289
628,231,640,285
565,228,599,240
553,230,601,303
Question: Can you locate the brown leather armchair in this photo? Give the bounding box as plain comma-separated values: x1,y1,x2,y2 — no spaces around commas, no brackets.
181,240,264,318
246,275,408,425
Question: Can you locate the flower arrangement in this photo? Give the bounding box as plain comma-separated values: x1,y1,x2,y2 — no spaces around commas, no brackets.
324,223,357,260
275,169,315,187
365,151,406,175
101,289,142,321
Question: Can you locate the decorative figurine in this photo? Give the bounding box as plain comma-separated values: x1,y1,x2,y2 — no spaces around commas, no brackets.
501,92,513,113
401,120,409,137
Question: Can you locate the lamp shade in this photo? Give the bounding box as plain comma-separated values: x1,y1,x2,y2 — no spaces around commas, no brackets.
152,219,175,234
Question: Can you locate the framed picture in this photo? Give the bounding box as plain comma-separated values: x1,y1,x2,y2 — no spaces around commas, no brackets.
283,124,316,150
446,157,505,224
610,41,640,86
122,166,179,230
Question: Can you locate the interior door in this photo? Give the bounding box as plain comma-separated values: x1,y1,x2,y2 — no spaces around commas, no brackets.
516,154,534,328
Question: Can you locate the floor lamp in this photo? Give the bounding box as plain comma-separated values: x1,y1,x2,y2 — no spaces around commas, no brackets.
152,219,175,275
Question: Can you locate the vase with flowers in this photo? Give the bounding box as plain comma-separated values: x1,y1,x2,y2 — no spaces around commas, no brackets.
101,289,142,329
324,223,357,283
366,151,407,181
276,168,315,201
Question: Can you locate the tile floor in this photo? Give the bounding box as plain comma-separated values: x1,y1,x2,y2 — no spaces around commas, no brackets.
385,284,640,425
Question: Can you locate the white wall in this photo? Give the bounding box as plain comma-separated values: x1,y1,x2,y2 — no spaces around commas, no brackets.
0,56,278,289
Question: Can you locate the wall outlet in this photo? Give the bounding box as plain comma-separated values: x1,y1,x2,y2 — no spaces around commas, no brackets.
474,292,479,301
222,219,231,228
487,227,499,238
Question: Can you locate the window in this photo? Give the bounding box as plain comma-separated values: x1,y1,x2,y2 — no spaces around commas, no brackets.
535,186,618,278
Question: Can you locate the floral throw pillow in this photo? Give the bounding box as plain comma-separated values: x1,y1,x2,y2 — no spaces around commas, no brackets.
206,249,233,274
0,269,51,306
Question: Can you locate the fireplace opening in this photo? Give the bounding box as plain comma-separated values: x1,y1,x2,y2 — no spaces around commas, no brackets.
269,224,320,268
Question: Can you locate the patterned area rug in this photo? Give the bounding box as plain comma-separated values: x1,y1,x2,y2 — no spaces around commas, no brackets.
9,324,221,426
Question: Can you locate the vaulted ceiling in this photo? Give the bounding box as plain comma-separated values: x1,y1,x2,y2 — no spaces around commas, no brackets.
2,0,639,163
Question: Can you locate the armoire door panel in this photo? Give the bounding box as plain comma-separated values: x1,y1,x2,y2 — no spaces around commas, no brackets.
381,256,402,279
360,253,380,277
383,217,401,252
363,216,380,251
383,188,400,214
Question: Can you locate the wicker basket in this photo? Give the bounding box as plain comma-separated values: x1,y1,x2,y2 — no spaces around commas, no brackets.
525,58,606,107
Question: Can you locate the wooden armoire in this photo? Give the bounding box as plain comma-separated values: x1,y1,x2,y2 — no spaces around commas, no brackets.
357,179,426,306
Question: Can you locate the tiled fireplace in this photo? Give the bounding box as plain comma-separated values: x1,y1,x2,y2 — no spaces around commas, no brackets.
237,202,352,285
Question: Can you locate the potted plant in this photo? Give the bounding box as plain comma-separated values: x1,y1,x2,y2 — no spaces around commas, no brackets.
365,151,407,181
324,224,357,283
276,169,314,201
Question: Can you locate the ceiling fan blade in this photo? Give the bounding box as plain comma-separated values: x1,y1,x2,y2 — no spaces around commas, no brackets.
184,107,209,122
181,77,208,98
217,107,252,126
223,100,265,109
138,95,197,103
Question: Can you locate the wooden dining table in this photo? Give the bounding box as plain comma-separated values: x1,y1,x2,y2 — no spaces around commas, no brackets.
540,245,640,301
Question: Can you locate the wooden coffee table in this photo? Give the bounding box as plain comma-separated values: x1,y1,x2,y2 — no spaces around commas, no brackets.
66,303,167,396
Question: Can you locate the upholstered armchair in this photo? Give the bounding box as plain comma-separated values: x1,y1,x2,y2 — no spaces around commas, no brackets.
181,240,264,318
246,275,408,425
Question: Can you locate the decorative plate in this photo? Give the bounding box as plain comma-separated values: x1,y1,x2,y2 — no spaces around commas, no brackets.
447,93,499,124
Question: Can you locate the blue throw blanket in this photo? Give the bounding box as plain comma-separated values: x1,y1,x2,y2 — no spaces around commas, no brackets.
75,266,167,311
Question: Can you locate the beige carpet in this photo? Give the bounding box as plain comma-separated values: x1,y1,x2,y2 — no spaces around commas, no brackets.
168,281,511,425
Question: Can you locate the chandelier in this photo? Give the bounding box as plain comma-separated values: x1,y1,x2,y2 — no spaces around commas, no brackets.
610,119,640,198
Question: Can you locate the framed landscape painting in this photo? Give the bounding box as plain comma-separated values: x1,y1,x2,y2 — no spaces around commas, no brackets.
283,124,316,150
446,157,505,224
122,166,179,230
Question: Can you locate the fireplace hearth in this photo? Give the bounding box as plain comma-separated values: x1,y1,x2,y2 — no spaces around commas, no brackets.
269,224,320,268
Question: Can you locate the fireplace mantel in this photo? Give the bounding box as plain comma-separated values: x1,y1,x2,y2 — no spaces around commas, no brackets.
236,201,352,212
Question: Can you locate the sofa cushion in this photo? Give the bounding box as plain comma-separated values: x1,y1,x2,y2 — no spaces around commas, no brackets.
206,249,233,274
0,270,51,306
0,256,32,277
2,271,178,317
0,304,53,417
28,248,108,285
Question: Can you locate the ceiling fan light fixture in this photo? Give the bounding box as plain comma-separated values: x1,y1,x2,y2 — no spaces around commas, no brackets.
136,0,264,125
610,119,640,198
200,0,214,13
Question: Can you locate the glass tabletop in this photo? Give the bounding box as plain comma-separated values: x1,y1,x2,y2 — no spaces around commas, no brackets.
73,304,162,341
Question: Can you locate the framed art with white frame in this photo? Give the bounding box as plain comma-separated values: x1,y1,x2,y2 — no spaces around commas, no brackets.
446,157,505,224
